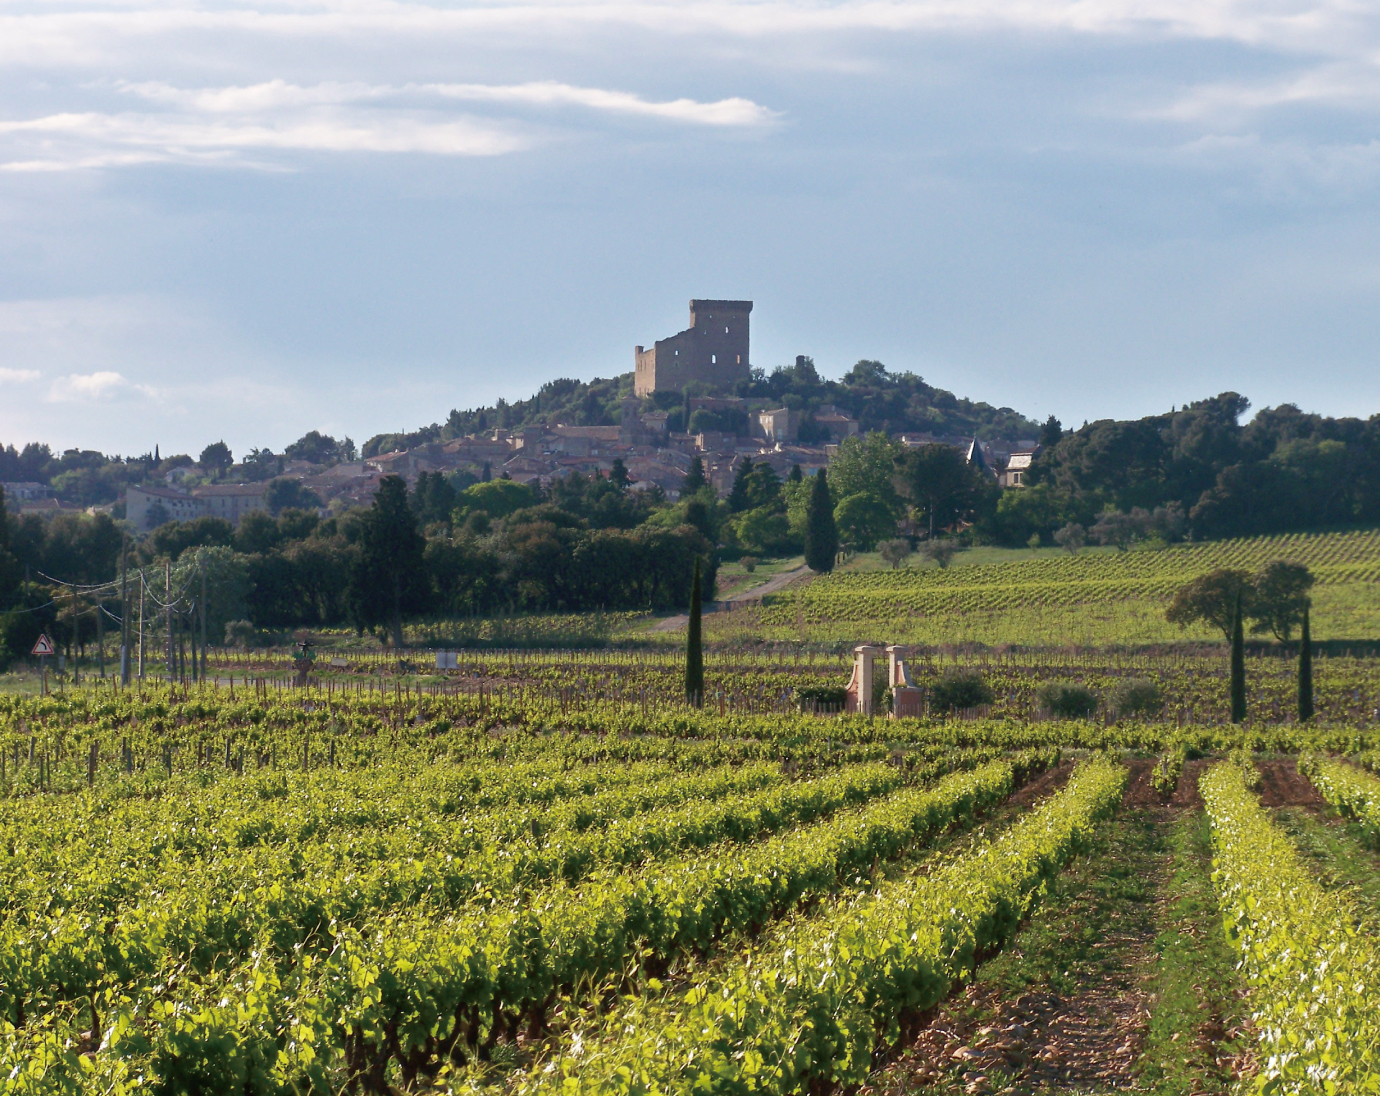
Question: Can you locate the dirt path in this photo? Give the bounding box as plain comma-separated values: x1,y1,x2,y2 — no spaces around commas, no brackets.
649,565,810,633
864,760,1248,1096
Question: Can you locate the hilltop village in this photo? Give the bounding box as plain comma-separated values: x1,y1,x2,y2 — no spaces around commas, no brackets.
2,299,1041,528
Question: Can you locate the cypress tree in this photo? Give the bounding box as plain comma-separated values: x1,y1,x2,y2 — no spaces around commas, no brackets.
728,460,753,513
804,470,839,574
1298,602,1314,723
1230,590,1247,724
683,456,707,494
685,557,704,707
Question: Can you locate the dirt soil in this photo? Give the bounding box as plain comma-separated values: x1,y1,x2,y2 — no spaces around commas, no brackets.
865,768,1209,1096
1256,758,1325,808
1006,761,1074,811
882,979,1152,1094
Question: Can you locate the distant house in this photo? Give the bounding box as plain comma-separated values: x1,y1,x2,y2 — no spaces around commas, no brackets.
999,448,1039,488
16,497,84,518
125,482,267,530
1,482,50,502
812,407,860,441
126,486,203,529
755,407,796,442
193,484,269,525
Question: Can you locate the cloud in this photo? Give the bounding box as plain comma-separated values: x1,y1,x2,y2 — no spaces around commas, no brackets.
1150,63,1380,123
0,108,528,170
0,80,775,171
0,367,41,382
0,0,1374,65
118,79,778,126
47,370,157,402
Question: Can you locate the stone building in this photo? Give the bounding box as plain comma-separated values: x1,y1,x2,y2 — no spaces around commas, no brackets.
634,299,752,396
125,483,268,530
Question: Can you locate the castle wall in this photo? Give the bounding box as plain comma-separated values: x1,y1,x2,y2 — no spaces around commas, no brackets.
635,299,752,395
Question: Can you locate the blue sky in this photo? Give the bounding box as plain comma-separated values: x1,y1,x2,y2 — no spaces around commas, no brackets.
1,0,1378,457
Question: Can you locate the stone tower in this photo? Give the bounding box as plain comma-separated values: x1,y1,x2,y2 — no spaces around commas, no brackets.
634,299,752,396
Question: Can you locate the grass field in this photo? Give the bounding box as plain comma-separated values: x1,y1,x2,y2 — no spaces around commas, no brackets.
704,528,1380,646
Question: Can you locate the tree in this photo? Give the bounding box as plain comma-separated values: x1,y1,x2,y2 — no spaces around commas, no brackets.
833,493,895,551
893,443,983,538
733,506,792,556
235,511,281,555
1230,591,1246,723
683,456,707,494
143,501,170,530
1250,561,1314,642
241,448,281,482
1089,510,1144,551
411,471,458,528
150,517,235,562
609,459,630,490
0,488,18,610
685,557,704,707
198,441,232,478
828,432,904,518
804,470,838,574
265,478,322,515
349,476,427,646
1039,415,1063,448
728,460,754,513
681,498,715,541
1298,603,1314,722
1165,568,1253,640
284,431,347,466
454,479,537,521
742,464,783,511
788,463,803,484
920,538,960,569
879,538,912,569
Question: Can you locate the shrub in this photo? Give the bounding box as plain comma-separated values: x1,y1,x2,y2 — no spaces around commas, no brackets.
224,620,271,649
740,556,759,574
878,539,912,569
928,670,994,713
796,684,847,712
1039,681,1100,719
1113,678,1164,718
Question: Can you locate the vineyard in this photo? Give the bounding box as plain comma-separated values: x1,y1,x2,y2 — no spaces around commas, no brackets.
1,657,1379,1095
723,528,1380,646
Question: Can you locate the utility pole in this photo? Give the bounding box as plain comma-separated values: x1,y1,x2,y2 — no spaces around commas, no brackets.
165,560,174,685
120,536,130,686
71,586,80,686
138,570,146,680
96,586,105,678
200,563,208,681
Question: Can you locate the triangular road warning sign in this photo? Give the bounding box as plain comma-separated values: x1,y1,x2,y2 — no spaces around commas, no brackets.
31,634,55,657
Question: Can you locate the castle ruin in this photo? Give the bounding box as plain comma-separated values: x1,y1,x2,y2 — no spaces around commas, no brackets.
634,299,752,396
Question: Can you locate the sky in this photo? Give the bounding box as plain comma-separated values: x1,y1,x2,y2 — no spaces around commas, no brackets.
1,0,1379,458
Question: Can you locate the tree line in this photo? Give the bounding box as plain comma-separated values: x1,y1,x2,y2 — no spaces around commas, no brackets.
0,472,713,663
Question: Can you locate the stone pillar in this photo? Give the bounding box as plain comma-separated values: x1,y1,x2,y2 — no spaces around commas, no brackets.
886,645,925,719
848,645,884,716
